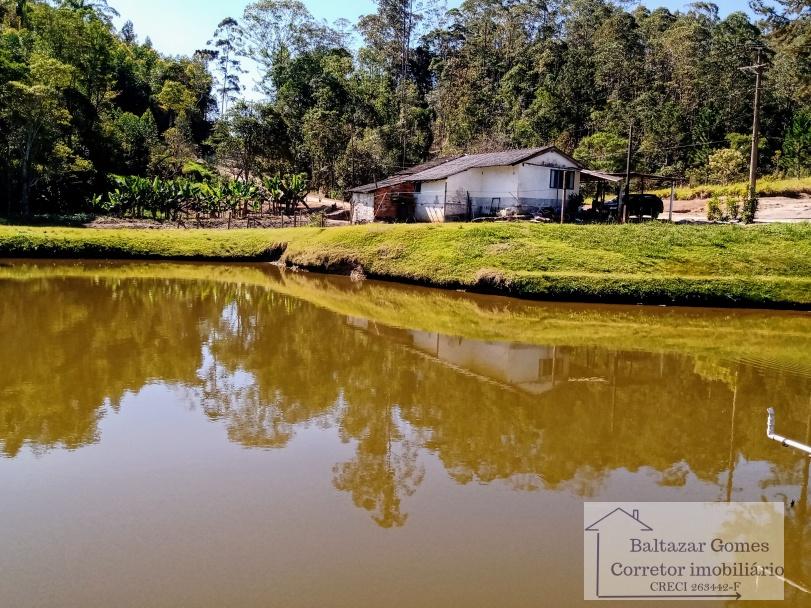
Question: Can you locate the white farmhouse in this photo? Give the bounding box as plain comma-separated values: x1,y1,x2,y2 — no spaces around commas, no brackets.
349,146,583,223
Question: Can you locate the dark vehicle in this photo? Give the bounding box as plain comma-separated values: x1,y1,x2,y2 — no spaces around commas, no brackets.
604,194,665,219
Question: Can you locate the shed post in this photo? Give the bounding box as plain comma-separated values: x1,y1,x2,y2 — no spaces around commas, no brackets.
560,185,566,224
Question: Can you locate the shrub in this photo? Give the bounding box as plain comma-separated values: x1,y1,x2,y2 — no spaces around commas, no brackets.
99,176,263,220
708,148,747,184
308,211,327,227
741,191,759,224
724,196,741,221
707,194,724,221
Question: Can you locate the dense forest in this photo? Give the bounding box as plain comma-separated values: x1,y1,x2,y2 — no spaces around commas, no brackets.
0,0,809,216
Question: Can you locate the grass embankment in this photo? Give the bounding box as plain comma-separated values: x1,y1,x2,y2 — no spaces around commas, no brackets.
649,176,811,200
2,260,810,371
1,223,810,307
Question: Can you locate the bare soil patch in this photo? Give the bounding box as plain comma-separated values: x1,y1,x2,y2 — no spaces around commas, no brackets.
670,195,811,223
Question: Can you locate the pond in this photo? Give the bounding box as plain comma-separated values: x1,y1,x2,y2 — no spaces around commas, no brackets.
1,260,810,607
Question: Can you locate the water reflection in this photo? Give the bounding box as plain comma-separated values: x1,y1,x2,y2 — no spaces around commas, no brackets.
1,262,811,602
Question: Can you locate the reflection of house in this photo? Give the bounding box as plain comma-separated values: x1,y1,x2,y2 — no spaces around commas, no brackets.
346,317,569,394
410,331,570,395
349,147,583,223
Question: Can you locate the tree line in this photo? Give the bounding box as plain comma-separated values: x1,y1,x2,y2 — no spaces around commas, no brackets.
0,0,809,216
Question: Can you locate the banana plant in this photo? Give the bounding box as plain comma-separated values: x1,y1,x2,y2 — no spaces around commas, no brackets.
99,172,269,221
264,173,308,215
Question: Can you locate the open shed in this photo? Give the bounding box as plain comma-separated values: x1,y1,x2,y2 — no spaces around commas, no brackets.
580,170,683,222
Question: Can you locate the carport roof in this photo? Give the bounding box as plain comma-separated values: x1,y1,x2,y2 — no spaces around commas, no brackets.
581,170,682,183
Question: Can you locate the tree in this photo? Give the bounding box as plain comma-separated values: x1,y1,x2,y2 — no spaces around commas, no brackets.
60,0,119,22
207,17,245,115
120,19,136,44
357,0,435,167
781,107,811,177
111,110,158,174
2,0,810,215
211,100,289,182
241,0,345,96
156,80,196,124
752,0,811,98
574,132,628,172
1,81,70,214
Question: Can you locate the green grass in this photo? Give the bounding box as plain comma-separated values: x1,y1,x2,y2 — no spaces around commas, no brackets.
649,176,811,200
1,223,810,307
0,225,291,260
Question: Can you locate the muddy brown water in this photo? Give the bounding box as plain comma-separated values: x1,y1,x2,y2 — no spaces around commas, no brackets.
1,260,810,607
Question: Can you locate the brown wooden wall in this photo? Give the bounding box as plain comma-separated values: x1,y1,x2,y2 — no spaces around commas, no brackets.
374,183,416,221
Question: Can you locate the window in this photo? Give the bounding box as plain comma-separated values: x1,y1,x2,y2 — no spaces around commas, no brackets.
413,182,422,193
550,169,575,190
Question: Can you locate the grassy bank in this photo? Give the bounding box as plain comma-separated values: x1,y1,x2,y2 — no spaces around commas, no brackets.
1,223,810,307
649,176,811,200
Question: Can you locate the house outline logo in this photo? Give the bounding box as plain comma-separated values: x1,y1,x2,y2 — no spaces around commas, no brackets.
585,507,653,532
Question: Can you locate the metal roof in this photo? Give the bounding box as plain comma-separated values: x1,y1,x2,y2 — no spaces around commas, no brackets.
348,175,407,194
404,146,582,182
393,156,462,176
348,156,463,193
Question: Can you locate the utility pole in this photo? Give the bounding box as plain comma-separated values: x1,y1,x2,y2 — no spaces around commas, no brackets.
622,121,633,224
741,48,766,199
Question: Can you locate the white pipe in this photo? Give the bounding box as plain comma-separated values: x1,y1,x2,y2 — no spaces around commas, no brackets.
767,408,811,456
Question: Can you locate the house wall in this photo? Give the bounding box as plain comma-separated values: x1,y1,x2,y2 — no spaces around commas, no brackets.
421,151,582,220
350,193,375,223
413,180,447,222
467,166,516,216
516,150,581,213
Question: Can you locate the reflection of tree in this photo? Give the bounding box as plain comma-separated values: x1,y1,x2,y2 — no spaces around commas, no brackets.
3,267,811,538
197,355,295,448
332,405,424,528
0,276,224,456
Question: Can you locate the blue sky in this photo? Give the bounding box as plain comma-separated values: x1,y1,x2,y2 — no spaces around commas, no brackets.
111,0,754,58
